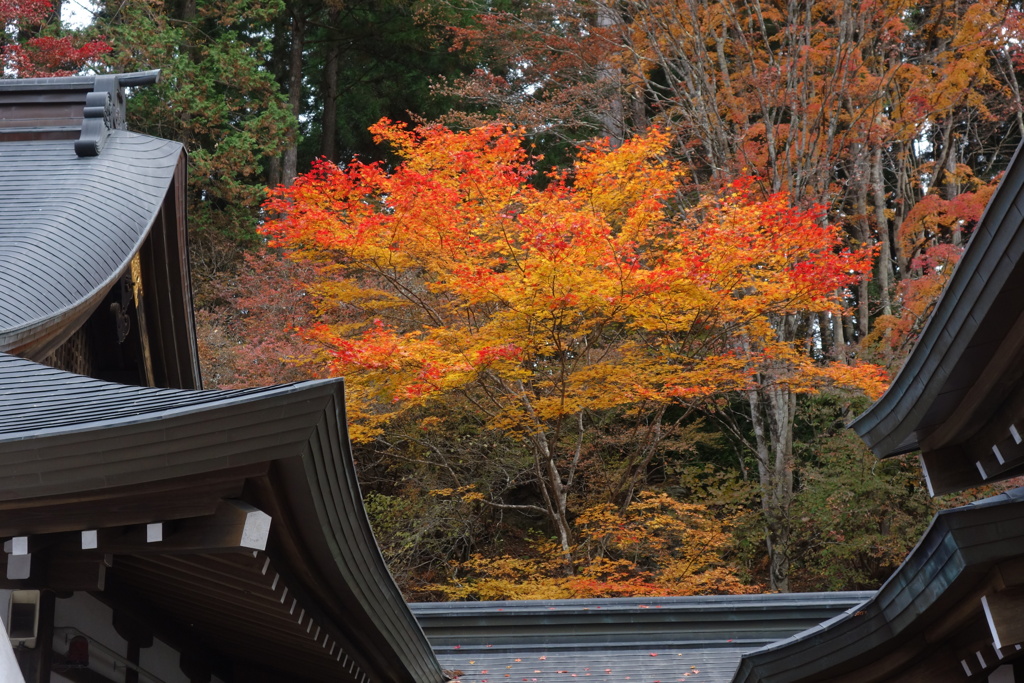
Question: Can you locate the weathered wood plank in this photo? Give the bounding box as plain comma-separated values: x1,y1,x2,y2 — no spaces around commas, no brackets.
982,587,1024,650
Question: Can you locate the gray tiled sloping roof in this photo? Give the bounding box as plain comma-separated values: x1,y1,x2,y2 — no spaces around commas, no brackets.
0,350,271,440
0,131,182,355
411,593,872,683
730,487,1024,682
0,352,444,682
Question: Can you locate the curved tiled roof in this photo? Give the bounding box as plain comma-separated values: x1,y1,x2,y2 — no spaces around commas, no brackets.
850,140,1024,459
412,593,873,683
0,353,444,683
0,131,183,357
731,488,1024,683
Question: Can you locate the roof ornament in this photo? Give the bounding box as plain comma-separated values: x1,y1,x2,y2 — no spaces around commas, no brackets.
75,70,161,157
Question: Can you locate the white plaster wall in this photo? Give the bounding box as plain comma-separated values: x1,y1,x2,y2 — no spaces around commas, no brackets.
53,593,126,682
990,665,1016,683
54,593,199,683
139,637,189,683
0,591,204,683
0,589,28,683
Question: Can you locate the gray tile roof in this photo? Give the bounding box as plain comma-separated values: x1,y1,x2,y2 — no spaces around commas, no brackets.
0,351,444,682
730,487,1024,682
411,594,873,683
0,131,182,357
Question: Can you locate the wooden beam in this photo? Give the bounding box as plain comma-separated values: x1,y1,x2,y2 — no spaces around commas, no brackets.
3,535,63,556
0,463,267,537
0,551,110,591
45,554,108,592
983,587,1024,650
7,553,30,580
168,500,271,553
68,501,271,556
921,447,985,496
5,537,28,555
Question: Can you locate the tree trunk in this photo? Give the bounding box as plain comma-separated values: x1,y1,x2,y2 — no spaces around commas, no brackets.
854,150,871,339
744,314,799,593
747,381,797,592
319,10,340,161
872,147,893,316
531,429,574,564
594,2,626,146
282,10,306,185
517,385,574,568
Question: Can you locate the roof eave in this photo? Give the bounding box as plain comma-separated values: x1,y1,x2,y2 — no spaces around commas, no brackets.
851,138,1024,459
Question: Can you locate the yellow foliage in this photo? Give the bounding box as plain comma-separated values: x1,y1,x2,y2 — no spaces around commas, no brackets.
430,492,760,600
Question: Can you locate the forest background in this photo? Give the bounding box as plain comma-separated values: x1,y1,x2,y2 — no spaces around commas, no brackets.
5,0,1024,599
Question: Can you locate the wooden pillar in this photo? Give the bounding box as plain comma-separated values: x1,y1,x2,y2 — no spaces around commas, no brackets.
113,610,153,683
180,652,212,683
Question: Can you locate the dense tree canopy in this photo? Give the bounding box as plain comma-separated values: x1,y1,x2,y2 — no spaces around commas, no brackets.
17,0,1022,596
261,120,885,587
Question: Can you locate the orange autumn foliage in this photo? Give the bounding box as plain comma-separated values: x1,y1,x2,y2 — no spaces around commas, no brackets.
261,120,886,553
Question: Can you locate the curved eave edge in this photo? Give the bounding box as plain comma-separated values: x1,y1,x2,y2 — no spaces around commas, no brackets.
0,372,341,446
0,136,185,357
298,385,445,683
409,592,876,618
730,487,1024,683
851,138,1024,457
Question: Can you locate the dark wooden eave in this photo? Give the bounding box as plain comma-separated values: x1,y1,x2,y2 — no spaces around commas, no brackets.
0,353,444,683
851,140,1024,494
731,488,1024,683
0,71,199,389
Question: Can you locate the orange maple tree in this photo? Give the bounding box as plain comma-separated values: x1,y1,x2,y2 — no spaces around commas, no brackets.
262,120,885,563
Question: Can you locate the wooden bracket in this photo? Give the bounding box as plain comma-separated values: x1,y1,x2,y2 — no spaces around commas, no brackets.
982,587,1024,650
79,500,271,555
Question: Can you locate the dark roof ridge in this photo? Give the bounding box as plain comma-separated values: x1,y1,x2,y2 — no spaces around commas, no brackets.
410,591,875,613
0,70,160,91
730,485,1024,682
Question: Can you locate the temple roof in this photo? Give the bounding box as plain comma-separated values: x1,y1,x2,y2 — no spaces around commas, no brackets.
413,593,872,683
0,71,199,387
851,141,1024,494
731,488,1024,682
0,133,182,356
0,352,443,682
